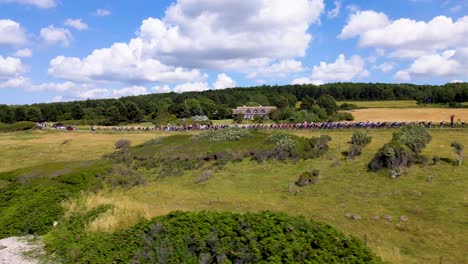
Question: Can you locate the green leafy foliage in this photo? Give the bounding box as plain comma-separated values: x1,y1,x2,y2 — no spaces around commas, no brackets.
369,141,414,178
45,211,383,263
392,124,432,154
450,141,464,166
0,161,111,238
296,169,320,187
296,135,332,159
194,128,252,142
0,121,35,132
351,131,372,147
347,131,372,159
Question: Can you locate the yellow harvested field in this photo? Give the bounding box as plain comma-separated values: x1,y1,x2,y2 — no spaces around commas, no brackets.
347,108,468,122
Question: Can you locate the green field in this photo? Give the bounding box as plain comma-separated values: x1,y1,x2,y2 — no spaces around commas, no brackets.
1,129,467,263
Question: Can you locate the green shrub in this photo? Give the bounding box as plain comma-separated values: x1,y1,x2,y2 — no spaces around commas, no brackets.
347,144,363,159
392,124,431,154
350,131,372,146
45,211,383,263
194,128,251,142
115,139,131,149
274,137,297,160
0,161,111,238
331,112,355,121
369,141,414,178
450,141,464,166
0,121,35,132
340,103,359,110
296,169,320,186
265,131,291,144
297,135,332,159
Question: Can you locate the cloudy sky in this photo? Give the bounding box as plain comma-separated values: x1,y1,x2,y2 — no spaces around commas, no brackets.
0,0,467,104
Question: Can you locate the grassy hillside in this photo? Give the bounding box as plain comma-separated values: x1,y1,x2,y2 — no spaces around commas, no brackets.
0,128,466,263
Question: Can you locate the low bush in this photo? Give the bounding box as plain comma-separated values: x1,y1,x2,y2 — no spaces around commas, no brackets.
265,131,291,144
45,211,383,263
297,135,332,159
115,139,131,149
0,121,35,132
350,131,372,147
339,103,359,110
102,164,146,189
347,144,362,159
296,169,320,186
450,141,464,166
392,124,431,154
347,131,371,159
274,137,297,160
369,141,414,178
0,161,111,238
194,128,251,142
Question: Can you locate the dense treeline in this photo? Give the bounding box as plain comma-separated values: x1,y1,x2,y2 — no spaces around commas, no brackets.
0,82,466,124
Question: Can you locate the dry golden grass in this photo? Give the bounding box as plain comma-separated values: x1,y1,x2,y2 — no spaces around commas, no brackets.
0,130,170,172
347,108,468,122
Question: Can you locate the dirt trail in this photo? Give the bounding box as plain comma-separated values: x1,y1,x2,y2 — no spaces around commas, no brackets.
0,236,41,264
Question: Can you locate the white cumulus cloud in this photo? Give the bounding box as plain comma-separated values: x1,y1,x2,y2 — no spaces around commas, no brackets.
64,19,88,31
14,48,32,58
48,41,207,84
213,73,237,89
339,10,390,39
293,54,369,84
0,55,25,79
0,19,27,46
40,25,72,47
0,0,56,8
376,62,394,73
93,9,111,17
247,60,304,79
311,54,369,82
327,1,341,18
173,82,210,93
0,55,27,89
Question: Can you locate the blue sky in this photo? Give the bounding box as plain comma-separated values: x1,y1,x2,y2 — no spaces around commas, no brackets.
0,0,467,105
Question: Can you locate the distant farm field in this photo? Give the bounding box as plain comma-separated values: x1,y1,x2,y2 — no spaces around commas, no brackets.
347,108,468,122
337,100,419,108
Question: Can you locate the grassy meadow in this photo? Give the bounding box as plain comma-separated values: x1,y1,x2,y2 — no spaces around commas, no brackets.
1,128,466,263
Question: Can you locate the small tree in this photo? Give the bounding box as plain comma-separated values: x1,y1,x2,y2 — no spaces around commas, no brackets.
450,141,464,166
348,131,372,159
351,131,372,146
347,144,362,159
234,114,244,124
71,104,85,120
392,124,431,154
369,141,413,178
